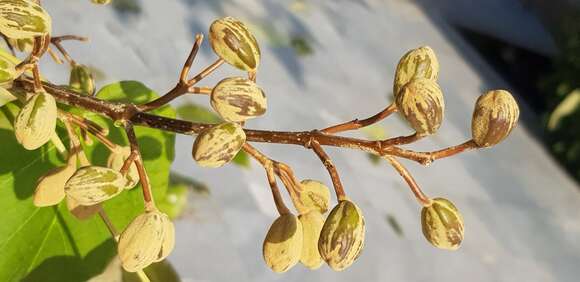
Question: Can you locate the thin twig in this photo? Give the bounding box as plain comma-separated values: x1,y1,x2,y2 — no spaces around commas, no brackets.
321,103,397,134
308,139,346,201
125,123,156,211
384,156,432,206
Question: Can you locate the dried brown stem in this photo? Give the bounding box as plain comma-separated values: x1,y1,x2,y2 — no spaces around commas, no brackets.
309,139,346,201
383,156,432,206
124,123,155,211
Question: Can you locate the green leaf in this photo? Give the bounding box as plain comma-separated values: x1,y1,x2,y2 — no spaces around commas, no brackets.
232,150,251,168
0,81,175,281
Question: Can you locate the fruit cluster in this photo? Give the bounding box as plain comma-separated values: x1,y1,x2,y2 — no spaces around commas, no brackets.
0,0,520,277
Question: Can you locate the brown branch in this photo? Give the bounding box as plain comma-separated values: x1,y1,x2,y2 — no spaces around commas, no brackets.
124,123,155,211
383,156,432,206
309,139,346,201
321,103,397,134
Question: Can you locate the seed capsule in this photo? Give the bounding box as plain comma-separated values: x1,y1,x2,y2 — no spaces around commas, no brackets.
393,46,439,98
118,211,169,272
14,91,57,150
0,55,17,85
107,146,139,189
91,0,111,4
69,64,95,96
210,77,267,122
192,122,246,168
66,196,101,220
0,0,52,39
0,87,16,107
421,198,464,250
318,199,365,271
64,166,126,205
292,179,331,214
209,17,260,71
471,90,519,147
263,213,303,273
396,78,444,136
299,211,325,270
7,37,33,52
33,154,77,207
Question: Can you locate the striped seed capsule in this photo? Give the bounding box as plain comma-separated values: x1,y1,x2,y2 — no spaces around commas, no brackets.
421,198,464,250
192,122,246,168
118,211,169,272
209,17,260,71
263,213,303,273
0,54,17,85
14,91,57,150
318,199,365,271
396,78,444,136
33,153,77,207
471,90,519,147
0,0,52,39
107,146,139,189
292,179,331,214
393,46,439,98
154,216,175,263
69,64,95,96
210,77,267,122
7,37,33,52
64,166,126,205
299,211,325,270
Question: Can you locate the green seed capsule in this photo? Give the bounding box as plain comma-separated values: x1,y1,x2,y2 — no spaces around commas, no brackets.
471,90,519,147
209,17,260,71
393,46,439,98
421,198,464,250
64,166,126,205
210,77,267,122
0,0,52,39
299,211,325,270
69,64,95,96
192,122,246,168
118,211,169,272
263,213,303,273
396,78,444,136
292,179,331,214
318,200,365,271
14,91,57,150
0,54,17,85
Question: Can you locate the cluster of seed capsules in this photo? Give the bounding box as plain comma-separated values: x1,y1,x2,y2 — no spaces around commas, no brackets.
0,0,521,275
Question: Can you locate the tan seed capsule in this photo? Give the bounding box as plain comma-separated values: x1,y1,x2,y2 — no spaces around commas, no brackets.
0,87,16,107
396,78,444,136
33,154,77,207
7,37,33,52
393,46,439,98
209,17,260,71
292,179,331,214
155,215,175,262
14,91,57,150
421,198,464,250
318,199,365,271
69,64,95,96
107,146,139,189
299,211,325,270
0,0,52,39
118,211,167,272
210,77,267,122
192,122,246,168
64,166,126,205
471,90,519,147
263,213,303,273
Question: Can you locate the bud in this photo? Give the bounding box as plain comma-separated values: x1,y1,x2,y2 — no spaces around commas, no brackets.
14,91,57,150
395,78,444,136
210,77,267,122
107,146,139,189
318,200,365,271
209,17,260,71
33,154,77,207
471,90,519,147
154,216,175,262
7,37,33,52
393,46,439,98
0,55,17,85
421,198,464,250
118,211,169,272
64,166,126,205
263,213,303,273
0,0,52,39
69,64,95,96
192,122,246,168
292,179,330,214
299,211,324,270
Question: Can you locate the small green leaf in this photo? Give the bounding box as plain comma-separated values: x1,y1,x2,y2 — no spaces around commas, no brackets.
176,102,221,123
232,150,251,168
